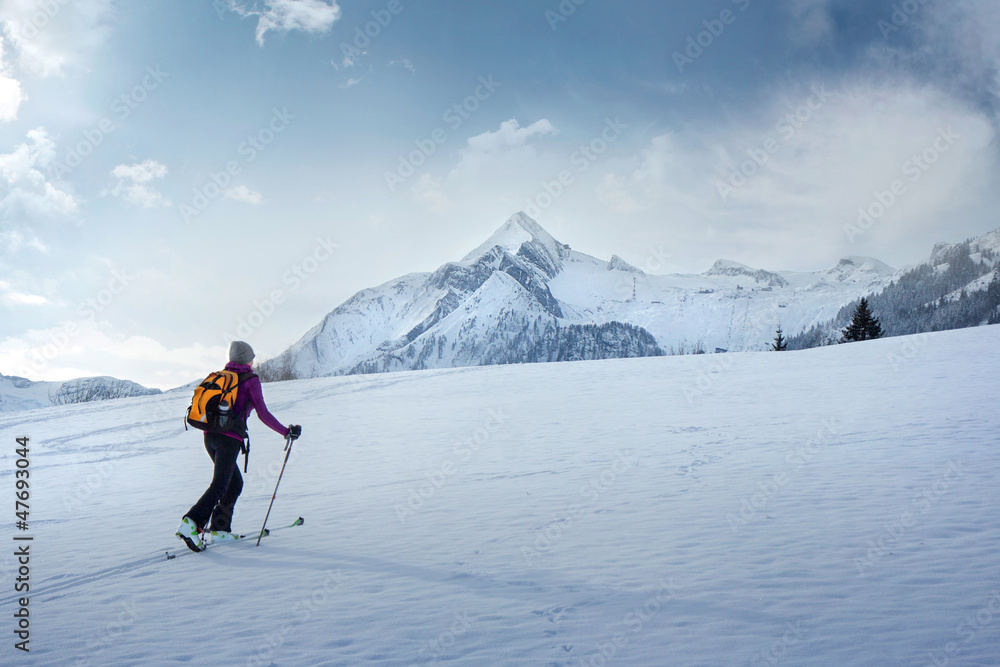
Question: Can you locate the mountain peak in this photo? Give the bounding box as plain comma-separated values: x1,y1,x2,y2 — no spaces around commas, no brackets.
462,212,565,263
608,255,642,273
707,259,752,273
831,256,896,276
705,259,789,288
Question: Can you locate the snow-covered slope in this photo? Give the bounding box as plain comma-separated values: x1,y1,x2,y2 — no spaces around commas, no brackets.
2,326,998,665
265,212,907,378
0,372,161,413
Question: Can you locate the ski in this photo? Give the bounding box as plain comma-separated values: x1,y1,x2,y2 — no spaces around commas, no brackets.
167,517,304,560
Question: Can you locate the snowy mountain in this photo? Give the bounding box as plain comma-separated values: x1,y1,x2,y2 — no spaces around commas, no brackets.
262,212,907,378
790,228,1000,347
0,372,161,413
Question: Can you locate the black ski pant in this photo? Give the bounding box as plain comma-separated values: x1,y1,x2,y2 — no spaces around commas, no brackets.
185,432,244,533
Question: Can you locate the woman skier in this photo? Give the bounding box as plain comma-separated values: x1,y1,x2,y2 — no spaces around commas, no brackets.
175,340,301,552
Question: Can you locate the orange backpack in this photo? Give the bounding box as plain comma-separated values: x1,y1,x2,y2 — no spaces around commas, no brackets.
185,370,256,438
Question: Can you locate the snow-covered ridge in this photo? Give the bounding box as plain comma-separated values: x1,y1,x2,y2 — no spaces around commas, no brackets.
827,256,896,279
608,255,642,274
705,260,789,288
261,213,1000,380
0,372,162,413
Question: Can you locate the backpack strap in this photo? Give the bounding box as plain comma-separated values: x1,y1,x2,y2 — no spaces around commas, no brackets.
232,371,257,473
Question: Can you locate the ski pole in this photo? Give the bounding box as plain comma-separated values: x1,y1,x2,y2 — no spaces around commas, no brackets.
257,433,294,546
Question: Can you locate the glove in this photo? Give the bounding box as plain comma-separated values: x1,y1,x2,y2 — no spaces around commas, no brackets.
287,425,302,440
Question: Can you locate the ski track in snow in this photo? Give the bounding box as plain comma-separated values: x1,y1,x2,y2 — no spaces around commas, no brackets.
1,326,999,665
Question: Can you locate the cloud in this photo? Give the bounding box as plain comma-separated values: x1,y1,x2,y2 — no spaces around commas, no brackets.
853,0,1000,125
0,42,26,122
0,318,225,389
454,119,558,174
226,0,342,46
0,0,114,77
0,127,77,221
103,159,170,208
601,78,997,268
466,119,558,153
389,58,416,73
0,73,24,122
0,229,47,254
224,185,263,205
337,50,363,69
340,75,364,89
0,279,48,306
921,0,1000,120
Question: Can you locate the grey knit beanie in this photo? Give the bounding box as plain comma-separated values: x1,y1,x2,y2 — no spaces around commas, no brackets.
229,340,255,365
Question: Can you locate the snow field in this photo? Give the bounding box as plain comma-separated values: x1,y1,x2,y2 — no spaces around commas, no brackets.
0,325,998,665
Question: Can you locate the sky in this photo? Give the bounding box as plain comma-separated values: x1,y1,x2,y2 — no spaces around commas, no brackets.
0,0,998,390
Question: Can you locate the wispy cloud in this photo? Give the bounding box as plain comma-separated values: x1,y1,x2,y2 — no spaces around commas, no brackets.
0,279,48,306
225,0,342,46
224,185,263,205
103,159,170,208
467,119,558,152
454,119,558,174
389,58,416,73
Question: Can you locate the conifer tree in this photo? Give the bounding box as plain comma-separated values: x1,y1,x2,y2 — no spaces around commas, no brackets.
772,325,788,351
841,298,884,342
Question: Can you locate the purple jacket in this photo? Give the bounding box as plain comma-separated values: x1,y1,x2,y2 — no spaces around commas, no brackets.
220,362,288,441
